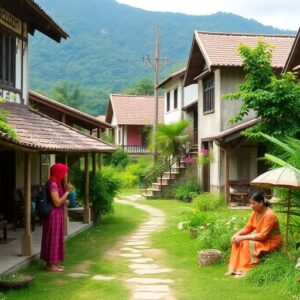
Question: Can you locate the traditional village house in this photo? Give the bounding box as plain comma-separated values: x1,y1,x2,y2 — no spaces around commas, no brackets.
183,31,295,200
105,94,164,155
157,68,198,147
0,0,115,272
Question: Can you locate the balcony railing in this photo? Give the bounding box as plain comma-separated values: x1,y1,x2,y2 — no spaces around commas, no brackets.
122,145,150,154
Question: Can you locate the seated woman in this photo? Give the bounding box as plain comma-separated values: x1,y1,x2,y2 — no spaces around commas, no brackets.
226,192,282,278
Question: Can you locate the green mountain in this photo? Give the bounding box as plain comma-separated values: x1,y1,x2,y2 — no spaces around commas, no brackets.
30,0,294,115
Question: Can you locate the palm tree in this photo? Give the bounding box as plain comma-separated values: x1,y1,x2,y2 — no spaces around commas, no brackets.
151,120,189,159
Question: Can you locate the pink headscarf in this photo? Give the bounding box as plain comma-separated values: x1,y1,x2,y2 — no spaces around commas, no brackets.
50,163,69,185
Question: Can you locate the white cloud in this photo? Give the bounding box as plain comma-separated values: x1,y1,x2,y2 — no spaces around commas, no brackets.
116,0,300,30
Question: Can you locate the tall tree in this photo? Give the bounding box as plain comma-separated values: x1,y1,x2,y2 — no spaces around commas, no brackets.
224,40,300,138
121,78,154,95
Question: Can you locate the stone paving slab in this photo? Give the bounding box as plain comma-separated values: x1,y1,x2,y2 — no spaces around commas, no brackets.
133,292,169,300
134,285,170,292
67,272,90,278
92,275,116,281
129,263,160,270
134,268,172,275
126,278,175,284
121,247,142,253
124,241,148,246
119,253,142,258
133,246,151,249
128,258,154,263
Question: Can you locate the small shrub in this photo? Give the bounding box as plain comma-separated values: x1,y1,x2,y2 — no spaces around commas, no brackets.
196,216,246,259
175,180,201,202
194,192,225,211
180,209,209,229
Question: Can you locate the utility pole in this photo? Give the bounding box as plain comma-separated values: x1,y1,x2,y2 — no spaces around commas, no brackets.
143,25,168,162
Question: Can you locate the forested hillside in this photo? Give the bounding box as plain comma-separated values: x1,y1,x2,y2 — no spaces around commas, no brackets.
30,0,294,115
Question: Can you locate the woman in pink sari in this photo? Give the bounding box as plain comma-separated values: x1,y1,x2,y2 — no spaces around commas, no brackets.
40,163,73,272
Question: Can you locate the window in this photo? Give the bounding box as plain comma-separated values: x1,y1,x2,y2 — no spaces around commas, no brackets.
203,76,214,113
166,91,170,112
0,30,16,87
174,88,178,109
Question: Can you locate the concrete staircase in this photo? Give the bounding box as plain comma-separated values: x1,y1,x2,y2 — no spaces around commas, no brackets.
141,163,186,199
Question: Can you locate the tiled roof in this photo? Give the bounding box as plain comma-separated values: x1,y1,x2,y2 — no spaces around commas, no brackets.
206,118,260,141
108,94,164,125
29,91,112,129
96,115,106,123
157,68,186,88
0,103,115,153
195,31,295,68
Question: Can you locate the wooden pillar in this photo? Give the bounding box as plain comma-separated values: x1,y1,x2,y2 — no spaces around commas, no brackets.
92,153,97,176
22,153,32,256
122,125,125,148
224,147,230,203
97,128,101,139
83,154,91,223
98,153,102,170
63,155,69,235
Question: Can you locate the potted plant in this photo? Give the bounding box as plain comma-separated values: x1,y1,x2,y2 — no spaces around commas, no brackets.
0,273,33,289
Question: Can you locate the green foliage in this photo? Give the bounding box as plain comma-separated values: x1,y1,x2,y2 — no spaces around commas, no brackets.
121,78,153,95
103,147,131,169
100,133,114,144
224,40,300,138
30,0,292,116
71,168,121,224
0,98,18,141
246,251,299,295
193,192,225,211
175,180,201,202
151,120,189,158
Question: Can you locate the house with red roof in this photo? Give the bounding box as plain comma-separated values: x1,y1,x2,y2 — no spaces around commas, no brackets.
184,31,295,200
105,94,164,154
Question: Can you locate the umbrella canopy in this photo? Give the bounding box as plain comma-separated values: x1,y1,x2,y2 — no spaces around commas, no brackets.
251,166,300,189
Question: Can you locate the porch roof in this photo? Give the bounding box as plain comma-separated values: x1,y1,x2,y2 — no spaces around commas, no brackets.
184,31,295,86
29,91,112,130
204,118,260,143
0,103,115,153
105,94,164,125
0,0,69,42
182,100,197,112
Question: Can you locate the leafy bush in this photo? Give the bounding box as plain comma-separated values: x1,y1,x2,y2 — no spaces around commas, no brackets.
180,209,210,229
103,147,131,169
194,192,225,211
175,180,201,202
196,216,246,259
71,168,121,224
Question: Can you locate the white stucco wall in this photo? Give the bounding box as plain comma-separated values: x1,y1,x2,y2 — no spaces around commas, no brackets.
183,84,198,107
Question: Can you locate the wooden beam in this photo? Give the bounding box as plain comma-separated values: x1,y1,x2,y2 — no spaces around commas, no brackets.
22,153,32,256
63,155,69,235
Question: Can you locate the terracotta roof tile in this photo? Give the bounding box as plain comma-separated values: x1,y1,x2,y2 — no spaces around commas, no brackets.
196,31,295,68
109,94,164,125
0,103,115,153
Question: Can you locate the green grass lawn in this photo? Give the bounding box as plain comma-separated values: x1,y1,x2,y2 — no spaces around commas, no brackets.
2,196,299,300
1,203,148,300
138,199,300,300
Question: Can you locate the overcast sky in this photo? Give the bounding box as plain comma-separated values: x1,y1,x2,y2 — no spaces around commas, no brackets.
117,0,299,31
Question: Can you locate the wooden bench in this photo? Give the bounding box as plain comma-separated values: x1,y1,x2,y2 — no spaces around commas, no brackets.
0,220,8,241
229,180,250,204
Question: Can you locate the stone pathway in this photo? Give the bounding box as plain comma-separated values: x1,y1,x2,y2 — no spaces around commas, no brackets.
115,195,176,300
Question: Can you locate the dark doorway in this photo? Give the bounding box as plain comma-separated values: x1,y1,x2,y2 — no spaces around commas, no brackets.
0,151,16,221
202,142,210,192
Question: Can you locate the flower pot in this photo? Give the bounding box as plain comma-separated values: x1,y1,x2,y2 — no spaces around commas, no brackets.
0,273,33,289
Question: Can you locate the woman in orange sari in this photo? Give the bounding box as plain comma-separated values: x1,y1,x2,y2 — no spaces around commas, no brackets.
226,192,282,278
